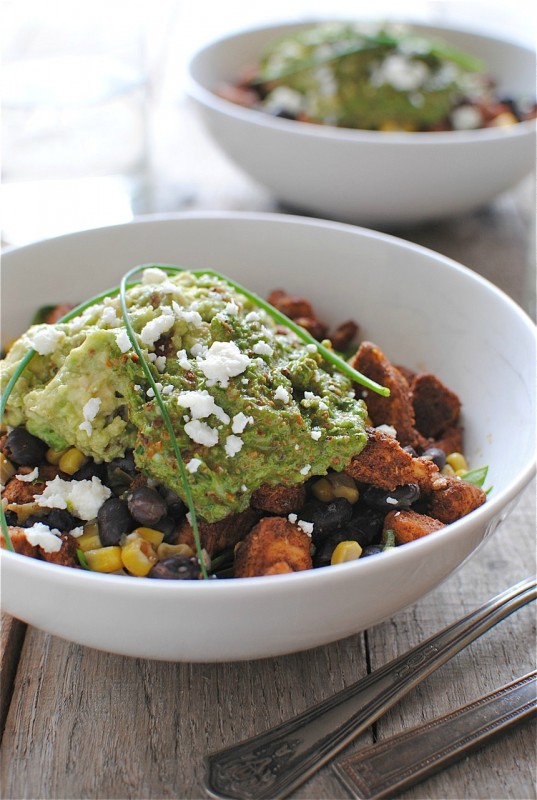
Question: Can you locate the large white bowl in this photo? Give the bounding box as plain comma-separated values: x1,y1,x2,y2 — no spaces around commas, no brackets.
187,22,536,227
1,212,535,661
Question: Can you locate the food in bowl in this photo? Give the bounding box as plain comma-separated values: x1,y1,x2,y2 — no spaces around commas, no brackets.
218,21,536,132
1,265,487,580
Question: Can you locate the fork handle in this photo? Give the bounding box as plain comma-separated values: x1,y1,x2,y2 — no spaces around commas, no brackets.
205,577,536,800
333,671,537,799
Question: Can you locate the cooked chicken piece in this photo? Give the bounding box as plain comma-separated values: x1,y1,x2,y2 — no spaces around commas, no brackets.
40,533,79,567
251,483,306,514
234,517,312,577
267,289,328,339
1,527,39,557
350,341,425,449
428,474,487,523
330,320,359,352
411,372,461,439
2,465,60,504
177,507,259,557
383,509,445,544
345,427,439,492
429,425,464,457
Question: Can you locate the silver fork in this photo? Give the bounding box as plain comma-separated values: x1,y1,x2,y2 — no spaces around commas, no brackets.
205,576,537,800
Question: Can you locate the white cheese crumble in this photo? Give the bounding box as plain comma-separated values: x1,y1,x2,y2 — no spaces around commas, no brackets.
35,476,112,521
371,54,429,92
140,312,175,347
288,513,298,524
186,457,202,474
100,306,120,327
297,520,314,536
310,429,322,441
253,341,274,356
274,385,290,404
79,397,102,436
231,412,253,434
376,424,397,438
198,341,251,388
386,496,398,505
24,522,62,553
142,267,168,284
184,420,219,447
30,326,64,355
450,104,483,130
300,464,312,475
224,435,243,458
16,467,39,482
177,390,230,423
172,301,203,327
306,344,318,353
115,329,132,353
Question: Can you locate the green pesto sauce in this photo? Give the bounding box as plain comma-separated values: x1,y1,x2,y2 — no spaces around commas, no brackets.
1,270,368,523
256,22,485,130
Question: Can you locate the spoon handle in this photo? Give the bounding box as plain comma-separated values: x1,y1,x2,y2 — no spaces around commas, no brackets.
205,576,537,800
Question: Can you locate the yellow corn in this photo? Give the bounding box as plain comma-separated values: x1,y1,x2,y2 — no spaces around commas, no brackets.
331,540,362,565
0,453,16,484
312,477,334,502
59,447,88,475
157,542,194,560
46,447,69,466
76,524,102,552
121,534,157,577
327,472,359,504
441,464,456,476
446,452,468,473
135,527,165,547
85,546,123,573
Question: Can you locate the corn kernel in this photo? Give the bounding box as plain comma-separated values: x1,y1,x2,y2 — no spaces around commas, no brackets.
76,527,102,552
331,540,363,565
59,447,89,475
0,453,16,484
46,447,69,466
327,472,359,504
121,535,157,577
135,527,165,547
157,542,194,560
312,477,334,502
446,452,468,472
441,464,456,476
490,112,518,127
85,546,122,573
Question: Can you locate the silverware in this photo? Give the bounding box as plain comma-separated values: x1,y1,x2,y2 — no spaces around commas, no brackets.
205,576,536,800
333,670,537,799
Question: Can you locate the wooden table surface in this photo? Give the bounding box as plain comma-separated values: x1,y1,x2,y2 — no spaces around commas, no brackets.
1,92,536,800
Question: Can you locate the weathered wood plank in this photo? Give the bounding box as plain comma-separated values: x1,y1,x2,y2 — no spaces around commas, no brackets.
0,614,26,741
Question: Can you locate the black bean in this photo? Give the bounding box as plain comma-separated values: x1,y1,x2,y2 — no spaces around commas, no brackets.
97,497,133,546
300,497,354,542
346,507,384,547
47,508,81,532
73,460,107,482
152,515,178,544
4,510,18,526
158,487,186,520
402,445,418,457
127,486,167,527
148,555,201,580
362,483,420,512
360,544,385,558
106,451,137,492
421,447,447,470
4,427,48,466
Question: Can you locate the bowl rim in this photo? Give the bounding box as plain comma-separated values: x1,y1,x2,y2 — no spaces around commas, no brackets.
1,210,535,595
186,17,537,145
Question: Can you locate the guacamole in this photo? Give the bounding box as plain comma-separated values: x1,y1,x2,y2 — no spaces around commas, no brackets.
1,269,368,522
251,22,486,130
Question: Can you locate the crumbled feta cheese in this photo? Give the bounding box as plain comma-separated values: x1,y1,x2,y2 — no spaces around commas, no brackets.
450,104,483,130
297,520,314,536
162,385,174,396
300,464,312,475
288,513,298,524
115,329,131,353
35,476,112,521
184,420,219,447
190,343,207,357
231,412,253,434
142,267,168,284
177,390,230,423
146,383,163,398
253,341,273,356
198,341,251,388
70,526,84,538
386,496,398,505
241,484,248,492
24,522,63,553
100,306,120,327
186,458,202,474
274,385,290,404
310,429,322,441
376,424,397,438
224,435,243,457
79,397,101,436
30,326,64,355
154,355,166,373
16,467,39,482
245,311,261,323
306,344,318,353
224,301,239,316
371,54,429,92
140,312,175,347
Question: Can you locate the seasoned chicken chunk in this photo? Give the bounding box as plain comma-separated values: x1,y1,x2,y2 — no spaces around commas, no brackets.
234,517,312,577
384,509,445,544
251,483,306,514
177,507,259,557
429,474,487,523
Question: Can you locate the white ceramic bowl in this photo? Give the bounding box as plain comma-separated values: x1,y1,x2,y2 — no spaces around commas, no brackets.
187,22,536,227
1,212,535,661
